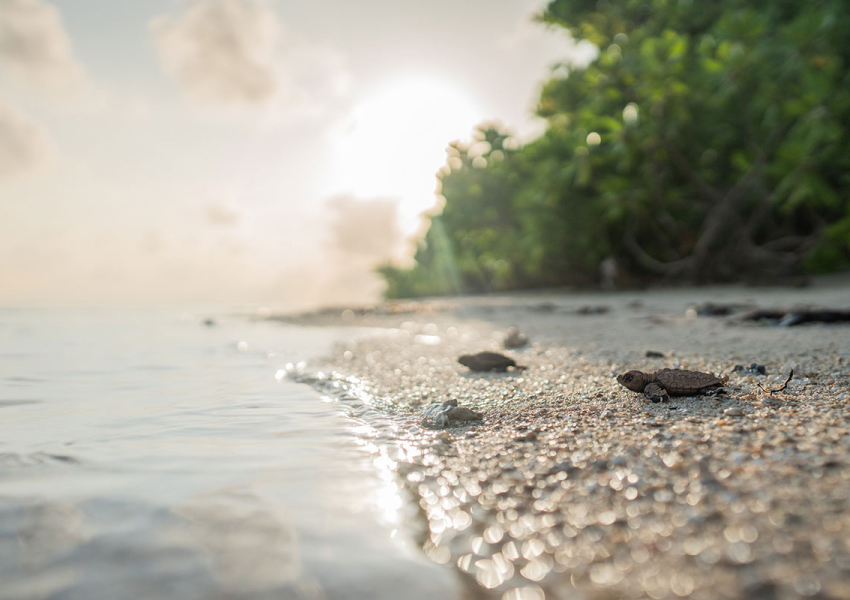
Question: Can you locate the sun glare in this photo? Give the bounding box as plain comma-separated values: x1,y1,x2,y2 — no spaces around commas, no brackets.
329,76,483,233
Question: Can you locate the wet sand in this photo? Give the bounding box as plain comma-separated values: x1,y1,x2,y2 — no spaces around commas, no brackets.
285,280,850,600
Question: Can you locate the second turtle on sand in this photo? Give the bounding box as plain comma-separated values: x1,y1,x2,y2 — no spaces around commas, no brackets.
420,400,483,429
617,368,727,402
458,351,526,372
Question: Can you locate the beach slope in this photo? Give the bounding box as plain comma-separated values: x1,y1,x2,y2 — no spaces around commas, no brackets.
284,282,850,600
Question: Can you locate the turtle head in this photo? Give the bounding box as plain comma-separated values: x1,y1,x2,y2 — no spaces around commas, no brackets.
457,355,474,367
617,370,649,392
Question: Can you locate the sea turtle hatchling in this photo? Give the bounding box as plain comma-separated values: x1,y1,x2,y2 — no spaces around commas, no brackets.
617,368,728,402
458,351,527,372
420,400,483,429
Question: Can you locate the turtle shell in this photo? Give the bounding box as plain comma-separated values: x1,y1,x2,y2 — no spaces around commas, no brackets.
654,368,725,395
458,351,518,372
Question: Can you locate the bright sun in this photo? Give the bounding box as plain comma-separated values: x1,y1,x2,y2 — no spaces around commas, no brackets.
328,76,483,233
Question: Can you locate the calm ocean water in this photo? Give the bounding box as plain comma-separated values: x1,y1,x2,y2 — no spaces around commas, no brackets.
0,309,458,600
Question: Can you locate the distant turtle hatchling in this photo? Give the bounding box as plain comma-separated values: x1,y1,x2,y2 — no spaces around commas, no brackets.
458,351,527,372
617,368,728,402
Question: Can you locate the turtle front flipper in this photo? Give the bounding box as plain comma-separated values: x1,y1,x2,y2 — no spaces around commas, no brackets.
643,382,669,403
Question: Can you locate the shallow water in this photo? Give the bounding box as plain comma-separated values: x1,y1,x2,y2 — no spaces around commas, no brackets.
0,309,458,600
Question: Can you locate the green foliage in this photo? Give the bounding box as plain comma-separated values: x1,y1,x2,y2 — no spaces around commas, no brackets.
380,127,532,297
381,0,850,297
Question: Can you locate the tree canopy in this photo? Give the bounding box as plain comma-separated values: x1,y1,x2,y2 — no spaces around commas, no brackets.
380,0,850,297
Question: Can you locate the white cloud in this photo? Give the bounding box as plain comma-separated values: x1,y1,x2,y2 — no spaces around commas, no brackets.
204,203,241,227
150,0,279,105
327,195,401,258
299,194,404,303
0,96,51,176
0,0,87,91
150,0,349,120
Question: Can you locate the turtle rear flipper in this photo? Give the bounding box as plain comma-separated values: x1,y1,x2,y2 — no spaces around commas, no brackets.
644,382,669,403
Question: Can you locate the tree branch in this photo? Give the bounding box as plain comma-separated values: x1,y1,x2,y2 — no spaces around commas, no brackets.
624,228,693,276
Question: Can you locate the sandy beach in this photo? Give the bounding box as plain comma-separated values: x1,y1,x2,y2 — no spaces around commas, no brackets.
282,278,850,600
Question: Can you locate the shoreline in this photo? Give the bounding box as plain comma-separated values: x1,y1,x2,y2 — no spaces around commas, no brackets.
284,282,850,600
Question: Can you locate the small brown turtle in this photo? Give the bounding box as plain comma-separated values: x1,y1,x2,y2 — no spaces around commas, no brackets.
458,351,526,372
617,368,728,402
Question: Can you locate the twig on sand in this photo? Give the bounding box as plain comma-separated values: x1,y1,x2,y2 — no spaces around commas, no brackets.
758,369,794,395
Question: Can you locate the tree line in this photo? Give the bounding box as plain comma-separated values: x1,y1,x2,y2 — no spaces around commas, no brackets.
380,0,850,298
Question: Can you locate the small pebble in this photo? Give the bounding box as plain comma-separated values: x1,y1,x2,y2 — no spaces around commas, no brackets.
503,327,529,349
733,363,767,376
724,407,744,417
515,431,538,442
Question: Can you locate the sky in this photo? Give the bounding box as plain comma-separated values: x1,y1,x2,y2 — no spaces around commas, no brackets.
0,0,595,308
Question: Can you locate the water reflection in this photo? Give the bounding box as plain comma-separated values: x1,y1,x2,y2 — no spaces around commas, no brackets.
0,309,459,599
177,489,304,594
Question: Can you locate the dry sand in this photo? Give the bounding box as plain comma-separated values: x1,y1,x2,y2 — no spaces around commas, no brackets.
279,280,850,600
